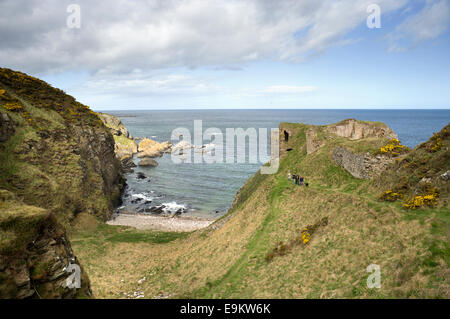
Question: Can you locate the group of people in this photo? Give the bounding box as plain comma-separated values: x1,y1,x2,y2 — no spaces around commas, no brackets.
288,172,309,187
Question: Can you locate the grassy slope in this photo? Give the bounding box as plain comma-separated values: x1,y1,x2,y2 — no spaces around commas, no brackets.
70,122,449,299
0,190,49,256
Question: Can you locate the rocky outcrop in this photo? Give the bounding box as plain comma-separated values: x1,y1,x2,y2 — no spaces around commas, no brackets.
97,113,138,164
71,125,125,212
306,128,325,154
122,156,137,173
171,141,193,154
326,119,397,140
97,113,131,138
0,191,91,299
97,113,138,166
0,113,14,142
333,147,393,179
138,158,158,167
113,135,138,159
138,138,172,158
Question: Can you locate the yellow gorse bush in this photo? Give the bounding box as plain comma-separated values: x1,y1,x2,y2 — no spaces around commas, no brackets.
301,229,311,245
265,217,328,262
430,137,442,152
379,138,408,157
2,101,23,111
379,190,403,202
1,68,103,127
402,189,439,209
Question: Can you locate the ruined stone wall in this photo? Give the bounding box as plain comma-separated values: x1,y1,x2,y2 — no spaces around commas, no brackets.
333,147,393,179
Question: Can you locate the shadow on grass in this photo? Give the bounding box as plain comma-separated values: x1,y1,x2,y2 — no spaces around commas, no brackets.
106,230,190,244
71,222,191,246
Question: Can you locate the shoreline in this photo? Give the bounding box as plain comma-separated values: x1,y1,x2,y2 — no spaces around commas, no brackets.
107,212,215,232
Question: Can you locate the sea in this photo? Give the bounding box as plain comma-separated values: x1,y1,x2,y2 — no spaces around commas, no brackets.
104,109,450,218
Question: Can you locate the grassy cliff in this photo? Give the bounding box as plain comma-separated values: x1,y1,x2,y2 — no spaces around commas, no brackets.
0,68,124,298
0,68,124,224
71,121,449,298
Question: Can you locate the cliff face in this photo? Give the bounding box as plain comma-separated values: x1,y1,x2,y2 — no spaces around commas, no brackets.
325,118,398,140
0,68,124,222
0,68,125,298
0,191,91,299
97,113,138,171
97,112,131,138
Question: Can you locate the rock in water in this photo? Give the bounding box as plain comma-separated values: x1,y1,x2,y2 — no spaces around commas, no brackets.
145,205,166,214
138,138,172,158
114,136,138,160
131,198,143,204
122,156,137,173
172,140,194,153
171,208,186,217
138,158,159,167
136,172,147,179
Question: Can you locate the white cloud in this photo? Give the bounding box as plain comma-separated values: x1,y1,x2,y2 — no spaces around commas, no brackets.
0,0,408,74
264,85,317,94
74,71,222,97
385,0,450,51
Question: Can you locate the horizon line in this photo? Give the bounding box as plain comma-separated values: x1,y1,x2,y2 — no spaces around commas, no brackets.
93,108,450,111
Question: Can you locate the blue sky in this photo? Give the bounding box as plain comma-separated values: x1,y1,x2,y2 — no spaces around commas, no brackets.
1,0,449,110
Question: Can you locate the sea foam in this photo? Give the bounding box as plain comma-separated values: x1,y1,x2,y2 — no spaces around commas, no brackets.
161,202,187,213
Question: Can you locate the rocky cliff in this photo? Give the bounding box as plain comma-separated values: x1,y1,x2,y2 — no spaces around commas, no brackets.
97,112,138,173
325,118,397,140
0,68,125,298
0,190,91,299
0,68,124,222
97,112,132,138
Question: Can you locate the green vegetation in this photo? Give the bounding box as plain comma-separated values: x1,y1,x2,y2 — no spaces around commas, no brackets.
71,219,189,248
1,68,448,299
68,121,448,299
113,135,135,148
0,68,101,126
376,138,410,157
0,68,123,225
0,191,49,255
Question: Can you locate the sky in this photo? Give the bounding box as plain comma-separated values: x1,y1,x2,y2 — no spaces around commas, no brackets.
1,0,449,110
